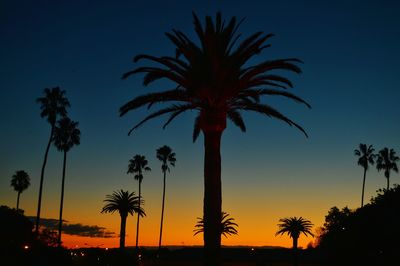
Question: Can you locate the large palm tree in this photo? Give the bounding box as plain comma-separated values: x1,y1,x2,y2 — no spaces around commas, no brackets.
194,212,238,238
119,13,310,265
10,170,31,210
53,117,80,246
36,87,70,233
376,148,399,190
101,190,145,250
127,154,151,252
156,145,176,252
276,217,314,266
354,144,375,207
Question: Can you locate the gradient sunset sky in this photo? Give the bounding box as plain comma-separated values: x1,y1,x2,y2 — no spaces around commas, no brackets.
1,0,400,249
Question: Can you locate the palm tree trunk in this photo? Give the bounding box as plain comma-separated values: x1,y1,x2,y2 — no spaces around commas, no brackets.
136,180,141,253
361,168,367,207
293,237,298,266
36,126,54,233
58,151,67,247
16,191,21,210
120,214,127,250
386,176,390,191
203,130,223,266
158,170,166,253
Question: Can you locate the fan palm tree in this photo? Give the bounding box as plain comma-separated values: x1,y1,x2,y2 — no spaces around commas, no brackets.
376,148,399,190
127,154,151,251
53,117,80,246
119,12,310,265
276,217,314,266
35,87,70,232
156,145,176,252
10,170,31,210
194,212,238,238
354,144,375,207
101,190,145,250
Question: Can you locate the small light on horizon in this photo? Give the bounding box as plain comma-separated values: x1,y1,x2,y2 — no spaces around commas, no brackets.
251,247,255,251
24,245,29,250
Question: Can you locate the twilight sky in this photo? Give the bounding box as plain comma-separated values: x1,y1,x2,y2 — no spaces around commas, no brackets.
1,0,400,248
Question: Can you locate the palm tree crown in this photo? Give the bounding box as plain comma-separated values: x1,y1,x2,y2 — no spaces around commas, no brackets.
194,212,238,238
376,148,399,190
120,12,310,139
101,190,145,217
37,87,70,126
53,117,81,152
11,170,30,194
127,155,151,183
354,144,375,170
156,145,176,173
276,216,314,240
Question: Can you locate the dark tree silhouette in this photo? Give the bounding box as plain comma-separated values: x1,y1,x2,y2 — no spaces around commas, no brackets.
53,117,80,246
10,170,30,210
156,145,176,252
376,148,399,190
194,212,238,238
127,154,151,252
317,186,400,265
119,12,310,265
35,87,70,233
354,144,375,207
276,217,314,266
101,190,145,250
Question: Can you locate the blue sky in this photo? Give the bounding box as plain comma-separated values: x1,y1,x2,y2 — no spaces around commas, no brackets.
1,0,399,247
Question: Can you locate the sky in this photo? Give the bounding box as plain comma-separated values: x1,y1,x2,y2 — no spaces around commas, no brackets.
1,0,400,249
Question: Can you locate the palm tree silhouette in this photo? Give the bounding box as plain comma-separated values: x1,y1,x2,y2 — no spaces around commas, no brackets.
101,190,145,250
53,117,80,246
127,154,151,252
10,170,30,210
276,217,314,266
376,147,399,190
156,145,176,252
194,212,238,238
354,144,375,207
119,13,310,265
35,87,70,233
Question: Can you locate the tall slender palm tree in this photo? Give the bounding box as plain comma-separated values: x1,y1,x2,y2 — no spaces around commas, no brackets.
10,170,31,210
276,217,314,266
376,148,399,190
354,144,375,207
36,87,70,233
53,117,80,246
119,13,310,265
194,212,238,238
127,154,151,252
156,145,176,252
101,190,145,250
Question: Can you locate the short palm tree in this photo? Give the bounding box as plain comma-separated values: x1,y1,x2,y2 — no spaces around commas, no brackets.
194,212,238,238
101,190,145,250
10,170,30,210
127,154,151,251
376,148,399,190
276,217,314,266
156,145,176,252
53,117,80,246
354,144,375,207
36,87,70,232
120,12,310,265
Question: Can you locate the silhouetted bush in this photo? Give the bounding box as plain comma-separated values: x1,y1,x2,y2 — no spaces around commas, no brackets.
317,185,400,265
